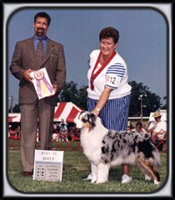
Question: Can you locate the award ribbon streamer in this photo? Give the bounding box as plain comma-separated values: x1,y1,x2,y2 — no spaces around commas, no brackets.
34,71,54,98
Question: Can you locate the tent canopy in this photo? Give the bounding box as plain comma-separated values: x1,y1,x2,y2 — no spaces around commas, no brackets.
8,113,21,123
53,102,82,122
8,102,82,123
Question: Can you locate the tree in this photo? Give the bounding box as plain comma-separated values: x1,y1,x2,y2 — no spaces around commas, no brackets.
76,85,88,110
129,81,162,117
8,104,20,113
9,81,165,117
57,81,79,102
161,96,167,109
57,81,88,110
58,81,164,116
13,104,20,113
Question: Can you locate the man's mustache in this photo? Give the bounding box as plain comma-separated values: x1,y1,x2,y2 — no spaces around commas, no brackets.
37,28,44,31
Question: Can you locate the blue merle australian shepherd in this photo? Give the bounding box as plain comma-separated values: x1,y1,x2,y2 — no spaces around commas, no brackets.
75,111,161,184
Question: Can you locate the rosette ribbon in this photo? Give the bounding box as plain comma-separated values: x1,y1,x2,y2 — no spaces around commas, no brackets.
34,70,54,98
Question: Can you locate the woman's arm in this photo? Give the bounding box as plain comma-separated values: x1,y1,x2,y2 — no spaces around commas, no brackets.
92,86,113,116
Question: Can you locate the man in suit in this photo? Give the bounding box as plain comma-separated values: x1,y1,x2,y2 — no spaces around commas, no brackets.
10,12,66,177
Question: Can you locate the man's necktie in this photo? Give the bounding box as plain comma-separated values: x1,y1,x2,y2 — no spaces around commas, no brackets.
36,40,44,68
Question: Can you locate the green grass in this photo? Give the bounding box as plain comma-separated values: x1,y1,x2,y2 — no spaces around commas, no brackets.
7,145,168,194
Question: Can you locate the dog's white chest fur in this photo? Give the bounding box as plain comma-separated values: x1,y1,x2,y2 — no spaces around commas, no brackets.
80,119,107,164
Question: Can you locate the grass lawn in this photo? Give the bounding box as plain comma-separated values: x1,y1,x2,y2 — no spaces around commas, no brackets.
7,143,168,194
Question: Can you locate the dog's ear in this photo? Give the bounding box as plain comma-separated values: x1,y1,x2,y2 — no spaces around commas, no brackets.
89,113,96,121
78,110,86,119
80,110,86,114
88,113,96,128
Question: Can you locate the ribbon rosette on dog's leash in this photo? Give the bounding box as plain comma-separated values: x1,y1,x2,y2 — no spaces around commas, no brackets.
30,68,55,99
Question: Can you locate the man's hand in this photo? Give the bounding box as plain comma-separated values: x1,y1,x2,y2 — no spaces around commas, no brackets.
52,84,58,93
48,84,58,97
23,69,33,82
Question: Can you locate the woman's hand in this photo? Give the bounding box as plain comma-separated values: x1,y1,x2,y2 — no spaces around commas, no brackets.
92,108,100,116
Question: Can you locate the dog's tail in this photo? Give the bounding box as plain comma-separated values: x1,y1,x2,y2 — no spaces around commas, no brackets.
152,143,161,170
151,143,161,183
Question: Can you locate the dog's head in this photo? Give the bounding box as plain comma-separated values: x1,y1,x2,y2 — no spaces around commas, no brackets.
74,111,96,131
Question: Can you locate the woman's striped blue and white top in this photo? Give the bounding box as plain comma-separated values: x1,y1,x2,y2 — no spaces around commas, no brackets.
87,49,131,100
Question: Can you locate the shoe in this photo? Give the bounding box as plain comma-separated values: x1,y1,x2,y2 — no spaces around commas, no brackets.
121,174,132,184
83,173,92,180
22,171,33,177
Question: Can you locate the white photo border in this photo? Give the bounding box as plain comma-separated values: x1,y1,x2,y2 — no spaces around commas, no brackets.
3,3,172,198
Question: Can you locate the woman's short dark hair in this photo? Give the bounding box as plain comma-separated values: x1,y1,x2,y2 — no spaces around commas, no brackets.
99,27,119,44
34,12,51,26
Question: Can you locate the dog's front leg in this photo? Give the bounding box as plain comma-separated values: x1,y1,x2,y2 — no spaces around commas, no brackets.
91,162,98,183
96,163,110,184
